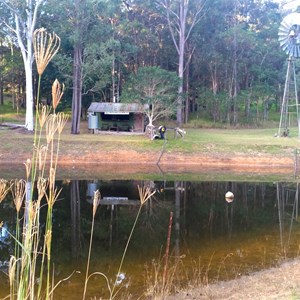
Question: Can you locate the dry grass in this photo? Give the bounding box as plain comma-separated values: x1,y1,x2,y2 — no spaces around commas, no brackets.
167,258,300,299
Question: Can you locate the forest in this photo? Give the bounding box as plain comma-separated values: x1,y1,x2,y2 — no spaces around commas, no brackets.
0,0,300,133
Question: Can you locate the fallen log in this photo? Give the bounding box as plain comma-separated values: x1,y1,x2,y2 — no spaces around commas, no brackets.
0,122,26,129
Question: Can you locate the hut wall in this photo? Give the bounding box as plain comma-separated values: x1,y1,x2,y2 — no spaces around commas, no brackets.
133,113,144,132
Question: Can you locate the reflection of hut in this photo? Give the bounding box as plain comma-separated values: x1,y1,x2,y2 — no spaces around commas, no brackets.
87,102,148,133
86,180,142,206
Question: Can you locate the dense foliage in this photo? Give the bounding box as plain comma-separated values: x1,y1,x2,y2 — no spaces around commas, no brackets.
1,0,300,127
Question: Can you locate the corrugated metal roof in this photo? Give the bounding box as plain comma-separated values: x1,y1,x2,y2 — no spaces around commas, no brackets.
88,102,148,113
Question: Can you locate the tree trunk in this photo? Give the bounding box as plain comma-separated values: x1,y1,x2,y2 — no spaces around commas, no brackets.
177,52,184,126
160,0,204,126
185,58,190,123
177,1,186,126
12,0,42,131
71,45,83,134
70,180,81,259
0,73,3,105
24,59,34,130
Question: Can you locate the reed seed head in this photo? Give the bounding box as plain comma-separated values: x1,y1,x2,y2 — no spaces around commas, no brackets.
45,229,52,260
46,186,62,208
11,179,26,213
38,104,51,128
33,28,60,75
49,167,56,192
52,79,65,111
138,185,156,206
56,112,69,134
8,256,17,288
93,190,101,217
0,179,10,203
24,159,32,180
37,177,48,203
37,145,48,173
46,114,58,144
28,200,36,224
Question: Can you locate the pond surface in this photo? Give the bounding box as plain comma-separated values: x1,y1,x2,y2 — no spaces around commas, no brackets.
0,179,300,299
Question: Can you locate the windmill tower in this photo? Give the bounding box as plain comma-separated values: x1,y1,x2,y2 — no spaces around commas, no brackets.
278,13,300,137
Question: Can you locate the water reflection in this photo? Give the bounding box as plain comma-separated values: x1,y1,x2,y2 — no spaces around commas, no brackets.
276,182,299,252
0,180,300,299
71,180,81,259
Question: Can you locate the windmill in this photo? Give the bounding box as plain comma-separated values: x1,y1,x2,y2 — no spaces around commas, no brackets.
278,13,300,137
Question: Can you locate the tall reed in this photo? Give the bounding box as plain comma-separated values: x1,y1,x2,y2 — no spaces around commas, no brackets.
4,27,69,300
82,190,101,300
10,179,26,296
8,105,68,300
31,28,60,185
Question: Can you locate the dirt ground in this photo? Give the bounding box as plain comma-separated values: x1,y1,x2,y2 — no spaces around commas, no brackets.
0,136,296,179
167,258,300,300
0,150,296,181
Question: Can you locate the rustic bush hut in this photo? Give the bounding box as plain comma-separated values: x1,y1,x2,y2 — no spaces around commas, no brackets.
87,102,148,133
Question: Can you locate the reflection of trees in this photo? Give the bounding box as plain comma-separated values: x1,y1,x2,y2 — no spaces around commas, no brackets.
70,180,81,259
174,181,182,257
184,181,279,241
52,180,300,267
276,182,299,252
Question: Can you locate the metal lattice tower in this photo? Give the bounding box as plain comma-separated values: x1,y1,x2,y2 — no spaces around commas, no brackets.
278,57,298,136
278,13,300,137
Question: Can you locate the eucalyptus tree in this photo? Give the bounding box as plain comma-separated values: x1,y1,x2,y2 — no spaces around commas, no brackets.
157,0,206,125
121,66,179,127
43,0,98,134
45,0,137,134
118,1,171,70
189,0,283,124
0,0,44,130
70,0,87,134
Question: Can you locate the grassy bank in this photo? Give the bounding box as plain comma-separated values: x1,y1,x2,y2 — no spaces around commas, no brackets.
1,104,300,185
1,118,300,156
1,100,299,154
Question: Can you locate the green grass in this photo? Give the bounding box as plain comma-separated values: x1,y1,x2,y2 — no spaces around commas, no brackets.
161,127,299,155
1,98,300,158
0,98,26,123
1,118,300,156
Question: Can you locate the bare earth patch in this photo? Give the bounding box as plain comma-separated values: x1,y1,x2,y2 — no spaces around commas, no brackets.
168,259,300,299
0,147,295,178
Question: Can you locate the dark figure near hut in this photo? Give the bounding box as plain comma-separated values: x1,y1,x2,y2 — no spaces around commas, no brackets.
158,125,166,139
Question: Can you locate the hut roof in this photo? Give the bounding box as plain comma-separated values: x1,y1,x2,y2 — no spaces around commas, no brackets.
88,102,147,114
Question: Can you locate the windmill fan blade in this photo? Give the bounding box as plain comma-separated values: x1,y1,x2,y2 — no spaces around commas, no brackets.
278,13,300,58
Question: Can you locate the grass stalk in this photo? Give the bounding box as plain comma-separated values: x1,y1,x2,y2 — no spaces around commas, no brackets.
110,204,143,299
31,74,42,193
163,211,173,288
110,185,155,299
83,190,101,300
